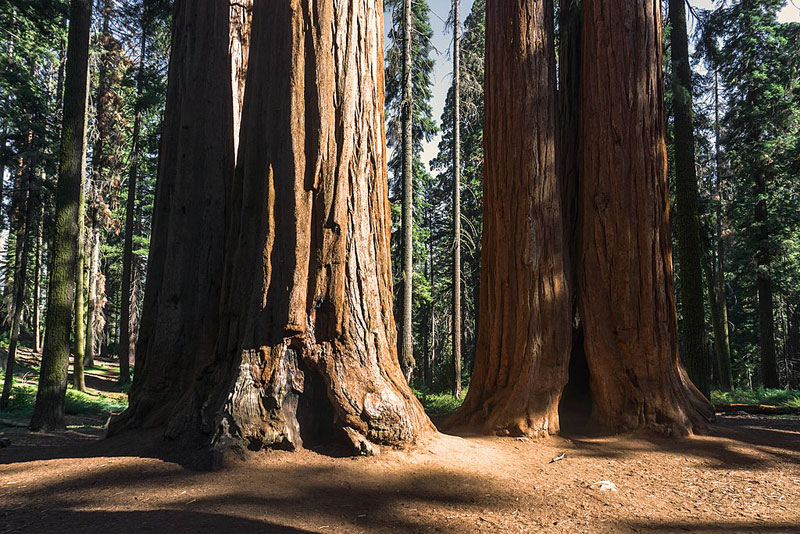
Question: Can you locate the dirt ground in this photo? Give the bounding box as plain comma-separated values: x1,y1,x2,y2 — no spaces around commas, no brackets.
1,413,799,534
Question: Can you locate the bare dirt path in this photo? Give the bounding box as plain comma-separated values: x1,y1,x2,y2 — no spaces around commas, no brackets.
2,413,799,533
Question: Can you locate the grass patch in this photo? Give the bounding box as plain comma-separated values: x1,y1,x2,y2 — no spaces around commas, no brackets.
412,387,466,417
0,369,128,422
711,388,800,408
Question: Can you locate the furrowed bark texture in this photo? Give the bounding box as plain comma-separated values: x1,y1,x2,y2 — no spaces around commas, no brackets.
111,0,234,429
30,0,92,431
579,0,713,435
450,0,571,437
164,0,432,456
556,0,591,430
669,0,709,397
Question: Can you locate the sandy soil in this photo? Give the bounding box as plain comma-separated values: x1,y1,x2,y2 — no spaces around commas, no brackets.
1,413,799,533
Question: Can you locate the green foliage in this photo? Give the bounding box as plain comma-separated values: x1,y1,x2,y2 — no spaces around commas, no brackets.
711,388,800,408
412,386,467,417
0,369,127,420
690,1,800,388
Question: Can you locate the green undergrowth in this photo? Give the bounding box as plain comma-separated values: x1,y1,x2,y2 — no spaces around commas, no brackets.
413,387,467,417
711,388,800,408
0,369,128,422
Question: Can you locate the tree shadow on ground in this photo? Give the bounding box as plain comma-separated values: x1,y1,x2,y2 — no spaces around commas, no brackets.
623,520,799,533
0,452,522,534
0,510,321,534
550,414,800,470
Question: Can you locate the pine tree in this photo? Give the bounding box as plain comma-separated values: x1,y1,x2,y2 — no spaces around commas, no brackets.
706,1,800,388
385,0,437,383
30,0,93,431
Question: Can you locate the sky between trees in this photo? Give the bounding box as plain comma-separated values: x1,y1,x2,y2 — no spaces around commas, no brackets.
417,0,800,170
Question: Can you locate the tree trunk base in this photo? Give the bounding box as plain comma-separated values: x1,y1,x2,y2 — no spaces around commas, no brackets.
112,336,433,459
448,389,563,438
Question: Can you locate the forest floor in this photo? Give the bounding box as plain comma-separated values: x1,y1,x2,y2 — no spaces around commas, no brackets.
1,358,799,533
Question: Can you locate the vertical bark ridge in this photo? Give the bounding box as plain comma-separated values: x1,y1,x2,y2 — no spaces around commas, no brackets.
579,0,713,435
448,0,571,438
110,0,235,431
161,0,432,458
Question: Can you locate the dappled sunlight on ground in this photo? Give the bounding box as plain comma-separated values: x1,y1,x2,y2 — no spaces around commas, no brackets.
1,414,798,533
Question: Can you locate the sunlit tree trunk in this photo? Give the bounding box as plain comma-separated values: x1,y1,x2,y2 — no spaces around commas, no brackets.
114,0,432,461
450,0,572,437
579,0,713,435
84,227,99,366
33,198,44,354
73,178,87,391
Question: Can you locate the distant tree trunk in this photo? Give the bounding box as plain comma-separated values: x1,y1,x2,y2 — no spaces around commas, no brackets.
399,0,415,382
119,31,147,385
30,0,93,432
424,212,434,388
786,306,799,389
33,198,44,354
579,0,713,435
711,71,733,390
450,0,571,437
451,0,462,399
73,180,87,391
0,167,34,411
669,0,708,397
113,0,433,459
755,165,779,389
84,228,99,366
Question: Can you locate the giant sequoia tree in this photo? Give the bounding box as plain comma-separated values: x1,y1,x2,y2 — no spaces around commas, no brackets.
449,0,572,437
113,0,432,457
578,0,712,434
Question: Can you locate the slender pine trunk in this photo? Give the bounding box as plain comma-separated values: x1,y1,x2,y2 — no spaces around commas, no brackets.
669,0,709,397
0,168,34,410
119,30,146,385
451,0,462,399
711,71,733,389
30,0,93,431
400,0,415,382
84,228,99,366
33,193,44,354
73,179,86,391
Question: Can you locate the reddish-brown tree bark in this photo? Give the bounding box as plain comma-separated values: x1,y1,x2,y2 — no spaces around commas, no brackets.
578,0,713,435
449,0,572,437
114,0,432,459
111,0,235,429
162,0,431,457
